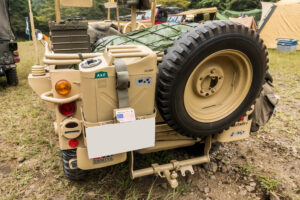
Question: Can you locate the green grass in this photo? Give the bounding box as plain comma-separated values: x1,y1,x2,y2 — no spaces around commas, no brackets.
257,175,278,191
0,43,299,199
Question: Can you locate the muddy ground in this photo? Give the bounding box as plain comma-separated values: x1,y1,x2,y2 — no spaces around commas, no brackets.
0,42,299,200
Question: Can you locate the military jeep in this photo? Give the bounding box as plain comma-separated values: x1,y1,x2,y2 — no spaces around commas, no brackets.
28,0,268,188
0,0,19,86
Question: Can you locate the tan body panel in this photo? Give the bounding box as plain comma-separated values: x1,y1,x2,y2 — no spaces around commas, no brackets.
28,73,52,96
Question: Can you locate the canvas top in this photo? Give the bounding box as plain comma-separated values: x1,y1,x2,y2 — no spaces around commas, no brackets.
0,0,15,41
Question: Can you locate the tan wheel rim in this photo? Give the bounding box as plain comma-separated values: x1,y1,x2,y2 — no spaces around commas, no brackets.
184,49,253,123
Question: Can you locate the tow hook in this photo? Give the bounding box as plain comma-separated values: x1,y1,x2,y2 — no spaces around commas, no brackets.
129,136,212,188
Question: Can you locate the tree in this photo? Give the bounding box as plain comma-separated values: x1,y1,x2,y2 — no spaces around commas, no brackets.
157,0,191,8
9,0,29,39
228,0,261,11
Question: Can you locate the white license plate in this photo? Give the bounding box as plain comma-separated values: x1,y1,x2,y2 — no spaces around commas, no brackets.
85,118,155,159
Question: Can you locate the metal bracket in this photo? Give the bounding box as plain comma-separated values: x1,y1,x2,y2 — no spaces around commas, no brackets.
180,165,194,177
69,158,78,169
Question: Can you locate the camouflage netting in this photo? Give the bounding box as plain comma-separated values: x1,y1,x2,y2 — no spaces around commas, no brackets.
93,23,199,53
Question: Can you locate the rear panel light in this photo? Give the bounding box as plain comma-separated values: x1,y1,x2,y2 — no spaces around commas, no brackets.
59,102,76,116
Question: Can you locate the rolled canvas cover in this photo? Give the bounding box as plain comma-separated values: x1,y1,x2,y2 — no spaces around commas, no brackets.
259,0,300,49
229,16,257,30
216,9,262,22
0,0,14,40
60,0,93,7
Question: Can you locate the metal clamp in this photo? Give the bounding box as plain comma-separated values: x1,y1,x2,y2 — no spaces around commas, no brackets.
41,91,81,104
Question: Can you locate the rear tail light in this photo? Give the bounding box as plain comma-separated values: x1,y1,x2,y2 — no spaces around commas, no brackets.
59,102,76,116
13,57,20,63
68,139,79,148
55,80,71,96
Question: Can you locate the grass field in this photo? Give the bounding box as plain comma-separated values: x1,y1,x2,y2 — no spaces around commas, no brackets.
0,42,299,200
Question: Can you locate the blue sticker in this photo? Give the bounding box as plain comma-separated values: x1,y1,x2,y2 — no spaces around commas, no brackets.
117,114,124,119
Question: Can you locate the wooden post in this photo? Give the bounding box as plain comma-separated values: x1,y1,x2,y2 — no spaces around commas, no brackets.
131,6,137,31
54,0,61,22
151,0,156,26
28,0,40,65
107,0,114,20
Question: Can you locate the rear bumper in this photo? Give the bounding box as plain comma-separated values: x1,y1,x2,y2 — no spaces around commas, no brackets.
76,147,127,170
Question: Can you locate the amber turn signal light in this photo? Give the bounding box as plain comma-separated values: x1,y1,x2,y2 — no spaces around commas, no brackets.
55,80,71,96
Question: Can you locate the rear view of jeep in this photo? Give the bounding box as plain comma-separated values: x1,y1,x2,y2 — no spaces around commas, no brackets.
0,0,19,86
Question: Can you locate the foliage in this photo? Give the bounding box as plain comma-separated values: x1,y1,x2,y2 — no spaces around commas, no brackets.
9,0,129,39
257,175,278,191
157,0,191,8
189,0,278,11
8,0,281,39
228,0,261,11
9,0,29,39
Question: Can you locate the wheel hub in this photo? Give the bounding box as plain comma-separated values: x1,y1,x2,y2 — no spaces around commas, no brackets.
184,49,253,123
195,67,224,97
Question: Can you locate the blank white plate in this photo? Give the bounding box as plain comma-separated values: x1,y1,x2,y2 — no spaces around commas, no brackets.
85,118,155,159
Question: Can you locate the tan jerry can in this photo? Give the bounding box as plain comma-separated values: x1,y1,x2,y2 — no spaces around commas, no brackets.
80,45,157,123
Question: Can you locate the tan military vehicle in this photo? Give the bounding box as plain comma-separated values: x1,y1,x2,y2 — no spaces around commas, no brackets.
28,0,268,188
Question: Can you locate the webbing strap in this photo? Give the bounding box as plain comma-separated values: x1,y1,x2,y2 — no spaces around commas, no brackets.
78,53,84,61
114,59,130,108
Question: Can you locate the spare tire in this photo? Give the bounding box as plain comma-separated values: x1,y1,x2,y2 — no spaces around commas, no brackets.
156,21,268,138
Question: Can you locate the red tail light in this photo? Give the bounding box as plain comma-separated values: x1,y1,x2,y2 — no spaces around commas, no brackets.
68,139,79,148
59,102,76,116
14,57,20,63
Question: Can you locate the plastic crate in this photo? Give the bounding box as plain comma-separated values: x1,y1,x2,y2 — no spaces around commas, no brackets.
277,38,298,52
49,19,91,53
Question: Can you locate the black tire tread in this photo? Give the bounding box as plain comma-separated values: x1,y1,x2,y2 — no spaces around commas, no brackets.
61,150,88,181
6,68,18,86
